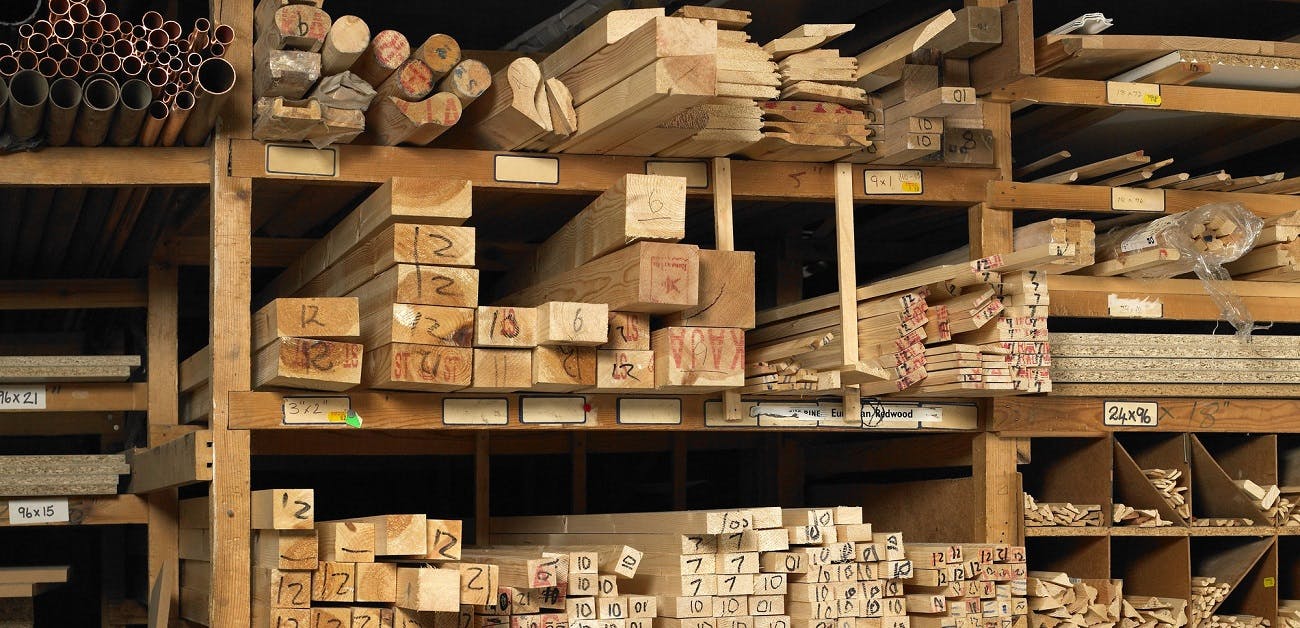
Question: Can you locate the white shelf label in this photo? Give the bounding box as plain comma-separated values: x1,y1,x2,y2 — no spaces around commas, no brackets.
265,144,338,177
520,396,589,424
0,385,45,410
1103,401,1159,427
8,498,69,525
1106,81,1162,107
1111,187,1165,212
282,396,351,425
617,398,682,424
1107,294,1163,318
646,161,709,188
495,155,559,184
864,170,923,195
443,398,509,425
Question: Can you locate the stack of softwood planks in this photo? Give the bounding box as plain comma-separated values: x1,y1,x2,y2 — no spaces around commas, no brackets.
1189,577,1230,628
0,455,128,497
1014,149,1289,193
253,0,491,145
497,174,753,393
653,6,771,158
906,543,1029,628
1026,571,1121,628
1082,209,1255,279
1048,333,1300,397
0,355,139,382
1111,503,1173,527
1022,494,1103,527
1225,211,1300,282
251,297,363,391
1123,596,1188,628
1142,469,1192,521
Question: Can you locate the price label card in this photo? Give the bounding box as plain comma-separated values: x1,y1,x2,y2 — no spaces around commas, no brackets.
265,144,338,177
1103,401,1159,427
1107,294,1163,319
864,169,923,195
520,396,588,424
0,385,45,410
646,161,709,188
282,396,351,425
443,398,509,426
8,498,69,525
1111,187,1165,212
1106,81,1162,107
617,398,682,425
495,155,559,184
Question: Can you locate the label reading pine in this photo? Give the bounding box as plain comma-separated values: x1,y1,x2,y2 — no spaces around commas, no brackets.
495,155,559,184
864,170,922,195
8,498,69,525
443,398,509,426
1103,401,1159,427
1111,187,1165,212
1107,294,1163,319
520,396,588,424
282,396,351,425
0,385,45,410
1106,81,1162,106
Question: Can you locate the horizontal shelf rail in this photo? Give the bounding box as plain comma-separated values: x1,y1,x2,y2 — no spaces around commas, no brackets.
992,397,1300,435
0,148,209,186
986,181,1300,217
989,77,1300,120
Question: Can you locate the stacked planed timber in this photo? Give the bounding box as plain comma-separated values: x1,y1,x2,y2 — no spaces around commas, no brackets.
251,297,363,391
654,6,770,157
0,455,128,497
1189,577,1230,628
1142,469,1191,521
1013,145,1291,193
1111,503,1173,528
1048,333,1300,394
1022,494,1103,527
258,177,481,391
1122,596,1189,628
457,545,644,628
0,355,140,382
895,219,1096,277
1226,211,1300,282
1081,210,1255,279
1026,571,1121,628
905,543,1028,628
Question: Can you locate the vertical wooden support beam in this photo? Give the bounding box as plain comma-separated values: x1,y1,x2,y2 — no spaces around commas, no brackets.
833,163,862,422
209,0,254,623
672,434,688,510
475,432,490,544
973,433,1022,544
146,262,179,619
970,102,1014,258
571,433,587,514
712,157,744,421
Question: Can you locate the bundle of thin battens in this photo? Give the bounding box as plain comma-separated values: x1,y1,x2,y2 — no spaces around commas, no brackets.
0,0,237,147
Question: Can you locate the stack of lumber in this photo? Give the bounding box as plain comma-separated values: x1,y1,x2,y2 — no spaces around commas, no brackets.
443,10,717,154
253,0,490,145
1225,211,1300,282
0,565,69,599
1111,503,1173,527
0,355,139,382
949,270,1053,396
1036,33,1300,88
1283,487,1300,526
1047,333,1300,396
1202,617,1269,628
458,545,644,628
1026,571,1121,628
251,297,363,391
737,23,876,161
498,174,753,393
1189,577,1230,628
1280,601,1299,628
1230,479,1291,525
1015,147,1292,193
653,6,770,158
1022,494,1103,527
897,219,1096,277
1081,209,1255,279
1142,469,1192,521
0,455,128,497
1122,596,1189,628
492,506,919,628
259,177,482,391
906,543,1029,628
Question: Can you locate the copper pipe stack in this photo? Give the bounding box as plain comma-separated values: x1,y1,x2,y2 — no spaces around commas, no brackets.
0,0,238,146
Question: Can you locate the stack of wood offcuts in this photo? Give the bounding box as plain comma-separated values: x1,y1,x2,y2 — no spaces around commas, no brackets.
1189,577,1230,628
1225,211,1300,282
0,454,128,497
1022,493,1103,527
0,566,69,626
1232,479,1295,526
253,0,491,145
1281,600,1299,628
905,543,1029,628
1111,503,1173,528
1026,571,1121,628
1143,469,1192,522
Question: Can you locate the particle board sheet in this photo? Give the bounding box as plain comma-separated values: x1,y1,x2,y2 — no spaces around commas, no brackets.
1035,34,1300,79
1049,332,1300,387
0,454,129,497
0,355,141,383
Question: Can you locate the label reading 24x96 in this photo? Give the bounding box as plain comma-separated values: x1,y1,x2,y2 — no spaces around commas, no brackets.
1103,401,1159,427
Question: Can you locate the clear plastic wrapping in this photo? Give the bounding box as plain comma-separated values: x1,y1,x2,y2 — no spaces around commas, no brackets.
309,72,377,111
1110,203,1263,338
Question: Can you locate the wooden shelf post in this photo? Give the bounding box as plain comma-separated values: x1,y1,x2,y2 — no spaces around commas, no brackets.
145,261,180,621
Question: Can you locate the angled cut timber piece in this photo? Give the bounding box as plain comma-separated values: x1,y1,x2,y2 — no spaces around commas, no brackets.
500,242,700,314
671,6,752,30
363,343,473,391
652,326,745,392
925,6,1001,59
661,250,756,329
252,298,360,350
854,11,956,91
128,430,213,493
557,16,717,106
539,9,666,79
252,337,363,391
763,24,854,59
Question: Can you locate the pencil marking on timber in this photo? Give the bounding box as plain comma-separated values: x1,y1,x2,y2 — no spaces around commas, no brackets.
685,282,725,319
788,171,806,188
300,304,324,328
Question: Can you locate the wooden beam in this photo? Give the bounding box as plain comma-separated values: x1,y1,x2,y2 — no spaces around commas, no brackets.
1047,273,1300,322
986,180,1300,217
0,148,209,186
970,1,1033,94
145,262,180,619
854,11,956,91
990,76,1300,119
973,433,1022,544
168,236,315,267
251,298,361,351
130,430,213,494
0,279,146,310
0,383,147,413
0,495,148,526
501,242,700,314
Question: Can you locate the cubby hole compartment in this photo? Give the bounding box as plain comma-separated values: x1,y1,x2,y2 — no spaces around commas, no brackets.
1114,434,1191,526
1279,436,1300,511
1112,536,1191,600
1023,437,1112,526
1189,435,1267,525
1280,537,1300,616
1191,536,1277,622
1026,536,1110,579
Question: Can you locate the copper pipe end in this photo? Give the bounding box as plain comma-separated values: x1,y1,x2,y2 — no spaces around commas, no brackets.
142,49,157,65
141,10,162,30
25,33,48,54
147,28,167,49
78,52,99,74
89,41,105,56
34,20,53,37
157,51,171,66
17,24,33,39
208,42,225,58
132,24,146,40
86,0,105,17
193,18,210,34
0,56,19,78
164,43,180,57
120,54,142,76
82,18,103,40
112,39,131,57
186,52,201,67
98,53,119,73
162,20,181,42
68,2,87,23
58,57,78,78
213,24,233,46
147,66,167,92
178,70,193,85
133,38,147,54
164,82,179,97
100,12,119,33
16,51,38,71
117,19,131,38
0,44,11,57
49,0,71,17
37,56,58,78
168,56,183,72
52,19,74,39
46,42,66,61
